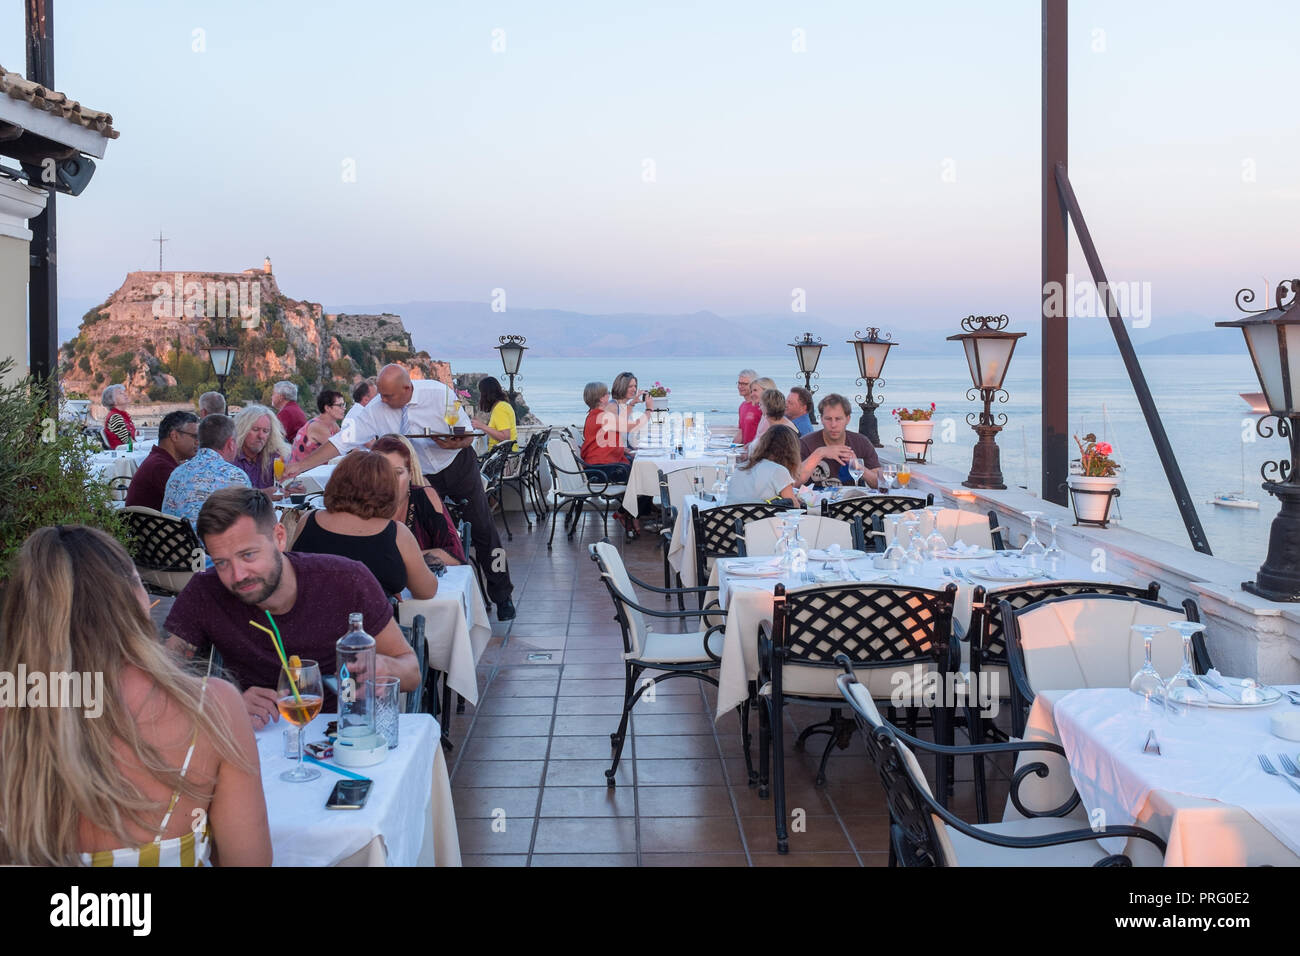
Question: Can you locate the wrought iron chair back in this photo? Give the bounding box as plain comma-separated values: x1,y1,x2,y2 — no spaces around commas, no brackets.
122,506,202,574
691,500,792,584
400,611,428,715
821,492,932,526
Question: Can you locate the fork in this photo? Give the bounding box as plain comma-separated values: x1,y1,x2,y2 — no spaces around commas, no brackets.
1258,754,1300,794
1280,754,1300,779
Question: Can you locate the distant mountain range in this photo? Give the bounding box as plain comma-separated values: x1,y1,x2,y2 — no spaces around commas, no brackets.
328,299,1240,358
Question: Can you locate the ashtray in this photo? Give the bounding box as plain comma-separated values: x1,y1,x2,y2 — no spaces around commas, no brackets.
1270,712,1300,742
873,557,901,571
333,731,389,768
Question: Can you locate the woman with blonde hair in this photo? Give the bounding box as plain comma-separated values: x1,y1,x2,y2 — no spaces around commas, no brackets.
232,403,289,489
749,387,796,448
0,525,271,866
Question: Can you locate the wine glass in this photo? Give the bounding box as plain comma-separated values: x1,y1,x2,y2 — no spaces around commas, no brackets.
443,401,460,431
882,518,906,567
273,457,286,497
1044,517,1064,573
1165,621,1209,724
1020,510,1046,566
847,457,866,487
896,464,912,488
902,518,923,573
924,505,948,559
278,659,324,782
1128,625,1167,737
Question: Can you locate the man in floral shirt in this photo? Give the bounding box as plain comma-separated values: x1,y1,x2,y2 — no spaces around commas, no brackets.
162,414,251,527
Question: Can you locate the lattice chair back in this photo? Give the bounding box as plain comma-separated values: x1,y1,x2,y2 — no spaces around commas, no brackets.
546,439,591,496
880,507,1005,551
664,465,726,514
691,501,791,580
1010,594,1191,694
972,581,1160,669
743,515,855,556
771,581,958,700
122,506,203,595
398,612,428,714
821,493,931,524
591,541,650,659
523,428,549,480
480,441,513,481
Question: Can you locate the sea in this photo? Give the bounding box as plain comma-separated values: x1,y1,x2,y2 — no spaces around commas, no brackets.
510,352,1274,570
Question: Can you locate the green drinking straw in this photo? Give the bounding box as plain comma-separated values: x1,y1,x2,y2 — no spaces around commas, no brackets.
249,614,303,705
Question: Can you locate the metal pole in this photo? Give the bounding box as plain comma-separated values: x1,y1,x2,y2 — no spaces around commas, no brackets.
1042,0,1069,505
1054,163,1212,554
25,0,58,395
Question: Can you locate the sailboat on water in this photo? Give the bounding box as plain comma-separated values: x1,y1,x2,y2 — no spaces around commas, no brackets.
1211,441,1259,510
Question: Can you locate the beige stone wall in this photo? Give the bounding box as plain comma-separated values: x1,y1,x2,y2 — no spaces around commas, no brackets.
0,234,29,385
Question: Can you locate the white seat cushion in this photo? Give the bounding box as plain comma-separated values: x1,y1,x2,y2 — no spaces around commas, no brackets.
634,630,724,664
761,660,939,701
944,817,1119,866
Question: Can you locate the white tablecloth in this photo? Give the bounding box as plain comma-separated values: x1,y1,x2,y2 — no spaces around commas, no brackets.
397,566,492,707
297,463,336,494
257,712,460,866
1014,689,1300,866
710,550,1119,722
88,441,156,496
623,454,727,509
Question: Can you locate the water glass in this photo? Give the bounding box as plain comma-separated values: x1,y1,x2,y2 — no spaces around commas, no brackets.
373,676,401,749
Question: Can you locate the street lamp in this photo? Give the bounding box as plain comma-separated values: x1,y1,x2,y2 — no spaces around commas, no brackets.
1217,279,1300,601
204,343,237,399
848,328,896,447
495,334,528,404
948,314,1026,490
790,332,825,424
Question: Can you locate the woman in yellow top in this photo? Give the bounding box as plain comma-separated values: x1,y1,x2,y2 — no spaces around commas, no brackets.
477,376,517,450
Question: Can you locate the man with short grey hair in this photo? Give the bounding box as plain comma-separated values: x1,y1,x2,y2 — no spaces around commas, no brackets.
198,390,226,417
737,368,761,444
271,380,307,443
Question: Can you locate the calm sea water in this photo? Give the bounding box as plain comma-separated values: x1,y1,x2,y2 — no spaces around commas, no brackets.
511,352,1273,569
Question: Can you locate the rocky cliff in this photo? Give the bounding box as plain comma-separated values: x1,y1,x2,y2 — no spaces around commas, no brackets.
58,267,450,406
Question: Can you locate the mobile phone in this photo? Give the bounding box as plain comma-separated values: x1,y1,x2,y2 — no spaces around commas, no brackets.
325,778,373,810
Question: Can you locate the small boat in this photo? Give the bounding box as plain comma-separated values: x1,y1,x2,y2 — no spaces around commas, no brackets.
1240,392,1268,414
1210,492,1259,510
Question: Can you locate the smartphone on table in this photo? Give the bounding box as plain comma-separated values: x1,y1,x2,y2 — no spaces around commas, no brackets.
325,778,373,810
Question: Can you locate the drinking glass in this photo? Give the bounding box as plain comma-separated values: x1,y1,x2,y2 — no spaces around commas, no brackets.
882,519,906,567
896,465,912,488
924,505,948,559
1128,625,1167,736
273,457,285,496
847,458,865,487
443,401,460,430
902,519,923,573
1165,621,1209,724
1044,517,1064,573
1020,510,1046,566
373,676,401,749
278,659,324,782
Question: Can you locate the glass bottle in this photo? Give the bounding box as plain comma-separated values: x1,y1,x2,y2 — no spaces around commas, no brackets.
336,612,376,739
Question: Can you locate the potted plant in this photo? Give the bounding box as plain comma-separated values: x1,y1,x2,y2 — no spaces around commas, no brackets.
893,404,936,461
1068,432,1120,525
647,381,670,420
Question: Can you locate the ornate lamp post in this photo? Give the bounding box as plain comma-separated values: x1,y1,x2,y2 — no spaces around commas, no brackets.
1217,279,1300,601
495,334,528,405
948,314,1026,490
848,328,896,447
790,332,825,424
204,342,237,399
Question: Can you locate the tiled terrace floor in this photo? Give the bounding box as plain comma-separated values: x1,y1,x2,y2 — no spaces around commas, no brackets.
443,506,1015,867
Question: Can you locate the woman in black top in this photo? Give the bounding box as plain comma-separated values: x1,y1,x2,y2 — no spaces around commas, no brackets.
290,450,438,600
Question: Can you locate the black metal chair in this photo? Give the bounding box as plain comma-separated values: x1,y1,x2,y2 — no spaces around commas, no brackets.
121,506,203,596
690,500,793,601
834,657,1167,866
479,441,518,540
391,603,428,716
543,438,627,547
521,427,553,521
757,580,959,853
1003,592,1210,738
107,475,133,501
590,542,745,786
821,493,933,547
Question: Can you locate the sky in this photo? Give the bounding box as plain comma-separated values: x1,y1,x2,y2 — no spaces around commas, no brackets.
3,0,1298,339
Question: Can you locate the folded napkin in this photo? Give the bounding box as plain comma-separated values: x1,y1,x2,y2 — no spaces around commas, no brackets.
941,541,983,558
1202,669,1263,704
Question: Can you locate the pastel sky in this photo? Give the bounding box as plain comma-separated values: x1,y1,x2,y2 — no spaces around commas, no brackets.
3,0,1297,333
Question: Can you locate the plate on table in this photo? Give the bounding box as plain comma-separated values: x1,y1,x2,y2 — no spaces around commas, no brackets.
938,546,996,560
965,563,1041,582
1199,675,1285,708
808,548,868,561
726,560,783,578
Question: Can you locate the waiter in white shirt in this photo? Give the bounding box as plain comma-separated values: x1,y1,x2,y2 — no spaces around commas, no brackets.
285,364,516,620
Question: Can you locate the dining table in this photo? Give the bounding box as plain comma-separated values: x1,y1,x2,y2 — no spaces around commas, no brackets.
396,565,493,707
1009,687,1300,866
88,441,157,497
708,544,1123,722
256,712,461,866
622,451,729,511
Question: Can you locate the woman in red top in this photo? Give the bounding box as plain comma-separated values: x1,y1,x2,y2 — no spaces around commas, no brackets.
101,384,137,449
580,381,630,482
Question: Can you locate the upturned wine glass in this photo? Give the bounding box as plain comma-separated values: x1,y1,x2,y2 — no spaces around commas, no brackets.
1044,516,1064,573
902,518,923,573
882,517,906,566
1128,625,1167,736
1020,510,1046,566
1164,620,1209,724
924,506,948,559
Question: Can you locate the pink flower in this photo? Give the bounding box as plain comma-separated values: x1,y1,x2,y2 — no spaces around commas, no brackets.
1096,442,1112,456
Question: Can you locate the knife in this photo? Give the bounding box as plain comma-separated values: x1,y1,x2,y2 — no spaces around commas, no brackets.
1200,674,1241,703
